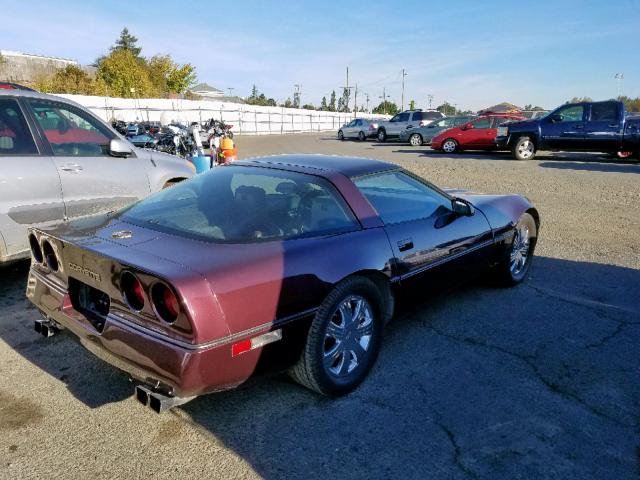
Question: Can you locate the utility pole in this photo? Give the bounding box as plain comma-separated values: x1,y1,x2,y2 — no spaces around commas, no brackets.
365,93,370,113
227,87,234,97
427,94,434,109
353,83,358,117
614,73,624,98
340,67,355,112
379,88,387,114
401,69,407,111
293,84,302,108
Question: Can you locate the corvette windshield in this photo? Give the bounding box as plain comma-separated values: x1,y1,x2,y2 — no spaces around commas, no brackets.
121,165,359,243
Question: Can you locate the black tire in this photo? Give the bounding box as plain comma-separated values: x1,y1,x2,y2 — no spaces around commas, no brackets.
409,133,423,146
495,212,537,286
227,132,234,140
511,136,536,161
377,129,387,142
338,130,344,141
289,276,385,396
358,131,366,141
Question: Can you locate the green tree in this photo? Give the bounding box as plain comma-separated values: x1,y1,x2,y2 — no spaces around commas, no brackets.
302,103,315,110
98,49,154,97
34,64,105,95
372,101,398,115
111,27,142,57
436,102,456,116
339,87,350,112
409,99,416,110
617,95,640,112
147,55,195,95
329,90,336,112
568,96,592,103
281,98,293,108
320,96,327,111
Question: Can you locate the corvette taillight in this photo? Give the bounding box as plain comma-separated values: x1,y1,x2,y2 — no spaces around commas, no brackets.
121,271,145,311
151,282,180,323
42,240,59,271
29,234,43,263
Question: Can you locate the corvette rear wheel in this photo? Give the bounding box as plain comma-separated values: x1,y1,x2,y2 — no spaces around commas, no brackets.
496,212,537,286
289,276,384,396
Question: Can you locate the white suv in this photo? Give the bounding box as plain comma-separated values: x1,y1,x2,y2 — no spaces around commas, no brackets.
376,110,445,142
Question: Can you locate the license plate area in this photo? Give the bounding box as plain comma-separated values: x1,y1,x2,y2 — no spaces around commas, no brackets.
68,277,110,332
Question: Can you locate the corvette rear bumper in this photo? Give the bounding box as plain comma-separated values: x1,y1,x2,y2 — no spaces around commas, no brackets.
26,269,263,398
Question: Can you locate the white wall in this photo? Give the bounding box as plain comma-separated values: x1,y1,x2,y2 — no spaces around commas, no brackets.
55,94,389,135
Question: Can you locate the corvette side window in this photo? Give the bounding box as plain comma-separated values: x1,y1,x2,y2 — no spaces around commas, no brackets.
355,171,451,224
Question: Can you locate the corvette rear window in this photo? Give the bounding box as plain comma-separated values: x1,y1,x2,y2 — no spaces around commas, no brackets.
121,166,360,243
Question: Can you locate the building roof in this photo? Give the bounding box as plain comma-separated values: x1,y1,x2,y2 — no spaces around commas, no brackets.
190,83,224,94
479,102,522,113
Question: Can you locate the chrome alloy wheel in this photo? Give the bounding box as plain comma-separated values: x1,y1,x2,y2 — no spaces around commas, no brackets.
517,139,534,159
442,139,457,153
323,295,374,377
409,133,422,146
510,226,531,276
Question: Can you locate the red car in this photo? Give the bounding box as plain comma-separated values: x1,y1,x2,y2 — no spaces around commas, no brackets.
431,113,525,153
27,155,539,412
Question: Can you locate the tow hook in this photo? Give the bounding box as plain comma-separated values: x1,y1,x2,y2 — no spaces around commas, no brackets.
34,318,61,337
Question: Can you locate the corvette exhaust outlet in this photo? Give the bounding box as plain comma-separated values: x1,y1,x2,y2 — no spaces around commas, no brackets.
134,385,194,414
34,319,60,337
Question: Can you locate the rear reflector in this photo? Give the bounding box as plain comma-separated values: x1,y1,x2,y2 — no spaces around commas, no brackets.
231,329,282,357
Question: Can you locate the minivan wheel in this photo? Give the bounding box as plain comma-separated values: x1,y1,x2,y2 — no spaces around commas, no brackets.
289,276,384,396
409,133,423,146
377,129,387,142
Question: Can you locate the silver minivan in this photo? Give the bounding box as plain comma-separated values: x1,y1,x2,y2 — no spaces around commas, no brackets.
0,87,194,263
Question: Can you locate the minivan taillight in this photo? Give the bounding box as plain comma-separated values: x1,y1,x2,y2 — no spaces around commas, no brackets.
151,283,180,323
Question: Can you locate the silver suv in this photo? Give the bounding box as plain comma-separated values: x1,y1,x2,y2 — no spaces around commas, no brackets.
376,110,445,142
0,86,194,263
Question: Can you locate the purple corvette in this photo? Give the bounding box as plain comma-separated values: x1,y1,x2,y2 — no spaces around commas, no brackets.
26,155,539,412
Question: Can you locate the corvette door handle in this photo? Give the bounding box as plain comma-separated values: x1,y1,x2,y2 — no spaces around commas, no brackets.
574,124,584,129
608,123,619,128
397,239,414,252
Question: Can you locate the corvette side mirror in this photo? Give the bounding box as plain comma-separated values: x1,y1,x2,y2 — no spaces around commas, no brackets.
452,198,474,216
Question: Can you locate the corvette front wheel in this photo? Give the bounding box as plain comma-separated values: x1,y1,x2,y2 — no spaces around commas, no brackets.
289,276,383,396
495,212,537,286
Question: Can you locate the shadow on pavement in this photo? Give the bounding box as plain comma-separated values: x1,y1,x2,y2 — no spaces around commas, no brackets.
539,161,639,174
2,256,639,478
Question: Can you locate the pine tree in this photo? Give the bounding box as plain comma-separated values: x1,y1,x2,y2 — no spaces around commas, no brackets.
329,90,336,112
111,27,142,57
320,96,327,111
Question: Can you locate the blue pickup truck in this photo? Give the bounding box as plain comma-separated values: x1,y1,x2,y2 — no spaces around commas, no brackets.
495,100,640,161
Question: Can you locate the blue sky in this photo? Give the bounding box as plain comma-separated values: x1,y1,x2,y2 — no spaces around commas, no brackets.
2,0,639,111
